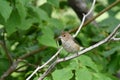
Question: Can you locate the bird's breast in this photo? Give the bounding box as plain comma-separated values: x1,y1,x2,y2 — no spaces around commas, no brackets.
62,40,80,53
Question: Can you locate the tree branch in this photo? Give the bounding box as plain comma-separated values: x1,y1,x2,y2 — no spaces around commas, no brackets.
57,24,120,62
0,61,18,80
26,47,63,80
68,0,97,26
26,0,120,80
20,0,120,61
38,60,58,80
38,23,120,80
111,37,120,41
3,0,120,80
73,0,96,37
19,46,47,59
69,0,120,33
0,40,13,64
26,0,96,80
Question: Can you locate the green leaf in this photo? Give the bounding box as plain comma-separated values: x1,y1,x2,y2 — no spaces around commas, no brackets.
0,0,12,22
68,59,79,70
18,18,34,30
33,77,38,80
41,3,52,17
103,47,120,57
0,14,5,24
99,17,120,32
47,0,59,7
30,6,49,21
52,68,73,80
77,55,98,72
38,27,57,48
36,8,49,21
107,55,120,74
75,67,92,80
93,73,102,80
0,58,10,76
78,33,90,46
44,77,52,80
16,0,26,20
5,9,21,36
16,0,31,5
49,18,64,29
93,73,112,80
15,0,33,30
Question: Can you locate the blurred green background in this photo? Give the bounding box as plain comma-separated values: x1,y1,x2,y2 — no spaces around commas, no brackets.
0,0,120,80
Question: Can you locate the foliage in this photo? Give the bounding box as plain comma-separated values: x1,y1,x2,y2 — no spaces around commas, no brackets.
0,0,120,80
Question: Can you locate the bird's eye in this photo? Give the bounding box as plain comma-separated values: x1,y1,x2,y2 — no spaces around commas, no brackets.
63,34,66,37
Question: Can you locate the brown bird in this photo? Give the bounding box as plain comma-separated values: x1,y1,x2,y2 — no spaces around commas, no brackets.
59,32,83,53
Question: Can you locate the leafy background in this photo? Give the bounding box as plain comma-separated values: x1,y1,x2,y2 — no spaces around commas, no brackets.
0,0,120,80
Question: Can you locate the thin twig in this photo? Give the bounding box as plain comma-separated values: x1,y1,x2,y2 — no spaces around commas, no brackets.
69,0,120,33
19,46,47,59
84,0,120,27
0,61,19,80
0,40,13,64
73,0,96,37
73,14,86,38
16,60,38,71
26,47,63,80
38,60,58,80
57,24,120,62
111,37,120,41
1,30,14,63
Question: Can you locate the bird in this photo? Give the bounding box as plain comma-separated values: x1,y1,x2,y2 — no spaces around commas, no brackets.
58,31,83,53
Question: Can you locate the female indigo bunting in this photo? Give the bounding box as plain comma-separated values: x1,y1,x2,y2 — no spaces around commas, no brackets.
59,32,83,53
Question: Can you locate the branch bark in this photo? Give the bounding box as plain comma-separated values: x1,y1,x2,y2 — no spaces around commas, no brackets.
0,40,13,64
0,61,18,80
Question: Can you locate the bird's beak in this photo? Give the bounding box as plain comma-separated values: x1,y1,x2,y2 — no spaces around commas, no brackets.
56,36,62,41
58,36,62,39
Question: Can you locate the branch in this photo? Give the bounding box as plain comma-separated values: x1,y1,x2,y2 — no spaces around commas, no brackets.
20,0,120,60
36,0,97,79
0,59,38,80
26,47,63,80
16,60,38,72
38,60,58,80
111,37,120,41
69,0,120,33
26,0,96,80
57,23,120,62
0,40,13,64
84,0,120,26
30,0,120,79
20,0,120,62
19,46,47,59
0,61,18,80
73,0,96,37
38,23,120,80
